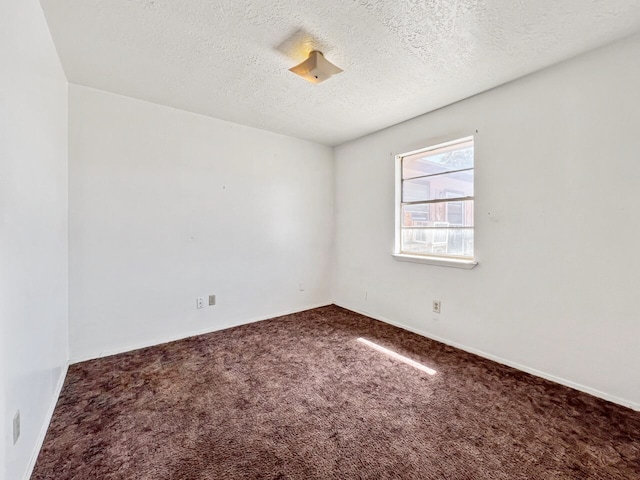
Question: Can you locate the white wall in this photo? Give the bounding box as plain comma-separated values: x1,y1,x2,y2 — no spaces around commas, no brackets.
334,33,640,409
68,85,334,362
0,1,69,479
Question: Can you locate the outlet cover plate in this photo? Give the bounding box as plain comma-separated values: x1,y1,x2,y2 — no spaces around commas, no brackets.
433,301,441,314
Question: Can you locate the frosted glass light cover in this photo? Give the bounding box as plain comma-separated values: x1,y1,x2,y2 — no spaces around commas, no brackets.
289,51,343,84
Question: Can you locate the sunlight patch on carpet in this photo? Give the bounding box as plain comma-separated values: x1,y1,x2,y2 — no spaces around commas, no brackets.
357,337,437,375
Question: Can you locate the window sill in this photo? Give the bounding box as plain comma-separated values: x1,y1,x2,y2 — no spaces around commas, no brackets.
392,253,478,269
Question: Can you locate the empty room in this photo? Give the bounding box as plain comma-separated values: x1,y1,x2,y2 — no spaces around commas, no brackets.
3,0,640,479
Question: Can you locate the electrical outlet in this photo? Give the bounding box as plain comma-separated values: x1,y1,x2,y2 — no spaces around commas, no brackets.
196,297,204,309
208,294,216,306
13,410,20,444
298,283,305,292
433,301,441,314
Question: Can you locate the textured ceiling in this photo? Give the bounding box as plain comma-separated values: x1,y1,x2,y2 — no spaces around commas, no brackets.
40,0,640,145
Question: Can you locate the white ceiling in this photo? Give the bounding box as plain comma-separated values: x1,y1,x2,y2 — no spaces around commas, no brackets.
40,0,640,146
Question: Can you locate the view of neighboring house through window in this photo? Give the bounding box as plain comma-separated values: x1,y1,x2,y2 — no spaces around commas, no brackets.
397,136,474,259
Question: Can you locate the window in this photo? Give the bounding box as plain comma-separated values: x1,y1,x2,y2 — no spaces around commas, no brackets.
395,136,475,265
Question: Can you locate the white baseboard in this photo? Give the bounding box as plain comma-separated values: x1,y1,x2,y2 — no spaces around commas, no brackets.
70,303,332,364
335,303,640,412
22,361,69,480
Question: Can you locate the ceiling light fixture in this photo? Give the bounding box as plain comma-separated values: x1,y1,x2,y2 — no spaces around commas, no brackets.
289,51,343,84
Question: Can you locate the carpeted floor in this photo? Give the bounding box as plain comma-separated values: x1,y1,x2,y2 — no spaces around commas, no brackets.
32,305,640,479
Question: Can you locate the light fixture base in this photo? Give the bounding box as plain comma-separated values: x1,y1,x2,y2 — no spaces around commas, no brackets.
289,51,343,84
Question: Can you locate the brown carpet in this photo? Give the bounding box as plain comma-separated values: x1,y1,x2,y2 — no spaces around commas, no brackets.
32,305,640,479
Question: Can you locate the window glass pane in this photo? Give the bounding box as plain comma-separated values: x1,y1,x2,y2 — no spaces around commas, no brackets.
402,141,473,179
402,170,474,202
402,201,474,227
397,136,475,260
401,228,474,257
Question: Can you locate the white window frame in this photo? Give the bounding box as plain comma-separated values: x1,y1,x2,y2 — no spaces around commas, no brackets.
392,136,478,269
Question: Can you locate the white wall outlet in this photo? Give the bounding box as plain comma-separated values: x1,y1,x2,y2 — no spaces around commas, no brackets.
298,283,305,292
208,294,216,306
13,410,20,444
196,297,204,309
433,300,441,314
